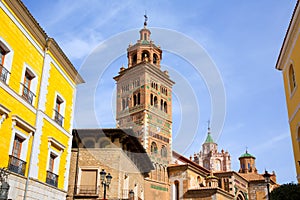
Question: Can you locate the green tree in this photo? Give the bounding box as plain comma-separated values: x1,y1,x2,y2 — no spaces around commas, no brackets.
270,183,300,200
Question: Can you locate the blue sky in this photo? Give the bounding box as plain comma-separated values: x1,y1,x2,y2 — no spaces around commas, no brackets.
23,0,297,184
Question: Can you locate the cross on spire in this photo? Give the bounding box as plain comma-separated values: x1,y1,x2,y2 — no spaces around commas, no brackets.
144,11,148,27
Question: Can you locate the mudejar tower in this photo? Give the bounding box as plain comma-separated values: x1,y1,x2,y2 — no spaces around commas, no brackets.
114,18,174,199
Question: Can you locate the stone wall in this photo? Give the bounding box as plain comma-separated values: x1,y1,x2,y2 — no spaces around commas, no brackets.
67,148,145,200
8,172,66,200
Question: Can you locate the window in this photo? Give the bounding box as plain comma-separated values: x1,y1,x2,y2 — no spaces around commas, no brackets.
150,94,153,106
153,54,158,65
151,142,157,154
54,95,64,126
161,145,167,158
289,64,297,93
79,169,98,194
132,54,137,65
8,135,26,175
154,96,158,108
21,68,36,105
174,181,179,200
164,101,167,113
0,41,11,84
46,151,59,187
133,93,141,106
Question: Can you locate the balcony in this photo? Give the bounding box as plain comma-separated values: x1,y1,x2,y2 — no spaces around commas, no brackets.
75,185,98,195
0,64,10,83
54,110,64,126
8,155,26,176
20,83,35,105
46,170,59,187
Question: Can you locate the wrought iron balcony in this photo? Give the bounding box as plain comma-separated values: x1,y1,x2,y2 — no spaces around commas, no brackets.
20,83,35,105
8,155,26,176
54,110,64,126
46,170,58,187
0,64,10,83
75,185,98,195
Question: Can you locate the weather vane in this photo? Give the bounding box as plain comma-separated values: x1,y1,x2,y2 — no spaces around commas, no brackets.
144,10,148,26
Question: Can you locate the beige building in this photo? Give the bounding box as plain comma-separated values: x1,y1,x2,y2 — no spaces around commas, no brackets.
67,128,153,200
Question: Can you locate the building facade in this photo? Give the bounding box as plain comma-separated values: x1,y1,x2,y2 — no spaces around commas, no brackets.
114,19,174,199
0,0,84,199
67,129,153,200
276,0,300,183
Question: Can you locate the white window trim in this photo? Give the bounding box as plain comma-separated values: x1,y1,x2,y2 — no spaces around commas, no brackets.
0,37,14,84
46,145,61,175
19,63,38,105
9,128,32,162
0,104,10,128
52,92,66,126
287,61,297,98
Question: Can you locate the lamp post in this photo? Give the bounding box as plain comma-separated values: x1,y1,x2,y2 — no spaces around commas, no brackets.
129,189,134,200
100,169,112,200
0,168,10,200
263,170,271,200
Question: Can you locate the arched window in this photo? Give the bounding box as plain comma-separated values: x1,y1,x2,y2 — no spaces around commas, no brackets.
142,51,149,62
133,94,137,106
154,96,158,108
289,64,297,92
164,102,167,113
132,54,137,65
161,145,167,157
150,94,153,106
160,99,163,110
153,54,158,65
137,93,140,105
122,99,126,110
174,181,179,200
151,142,157,154
83,139,95,148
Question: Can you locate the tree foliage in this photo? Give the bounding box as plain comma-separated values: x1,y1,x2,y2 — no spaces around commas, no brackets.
270,183,300,200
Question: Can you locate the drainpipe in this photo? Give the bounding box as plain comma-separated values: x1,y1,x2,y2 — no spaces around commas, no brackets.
23,37,50,200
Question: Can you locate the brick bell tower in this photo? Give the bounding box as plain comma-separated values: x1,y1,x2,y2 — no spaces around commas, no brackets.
113,16,174,196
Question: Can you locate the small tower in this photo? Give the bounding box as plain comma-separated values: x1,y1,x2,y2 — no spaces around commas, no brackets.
238,150,257,173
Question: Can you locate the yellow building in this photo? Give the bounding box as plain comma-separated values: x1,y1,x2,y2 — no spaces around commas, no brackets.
276,1,300,183
0,0,84,199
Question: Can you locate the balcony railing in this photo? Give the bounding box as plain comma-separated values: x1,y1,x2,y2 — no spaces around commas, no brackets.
8,155,26,176
0,64,10,83
46,170,59,187
75,185,98,195
54,110,64,126
20,83,35,105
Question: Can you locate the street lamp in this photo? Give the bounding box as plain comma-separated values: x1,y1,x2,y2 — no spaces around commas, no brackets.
0,168,10,200
129,189,134,200
263,170,271,200
100,169,112,200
